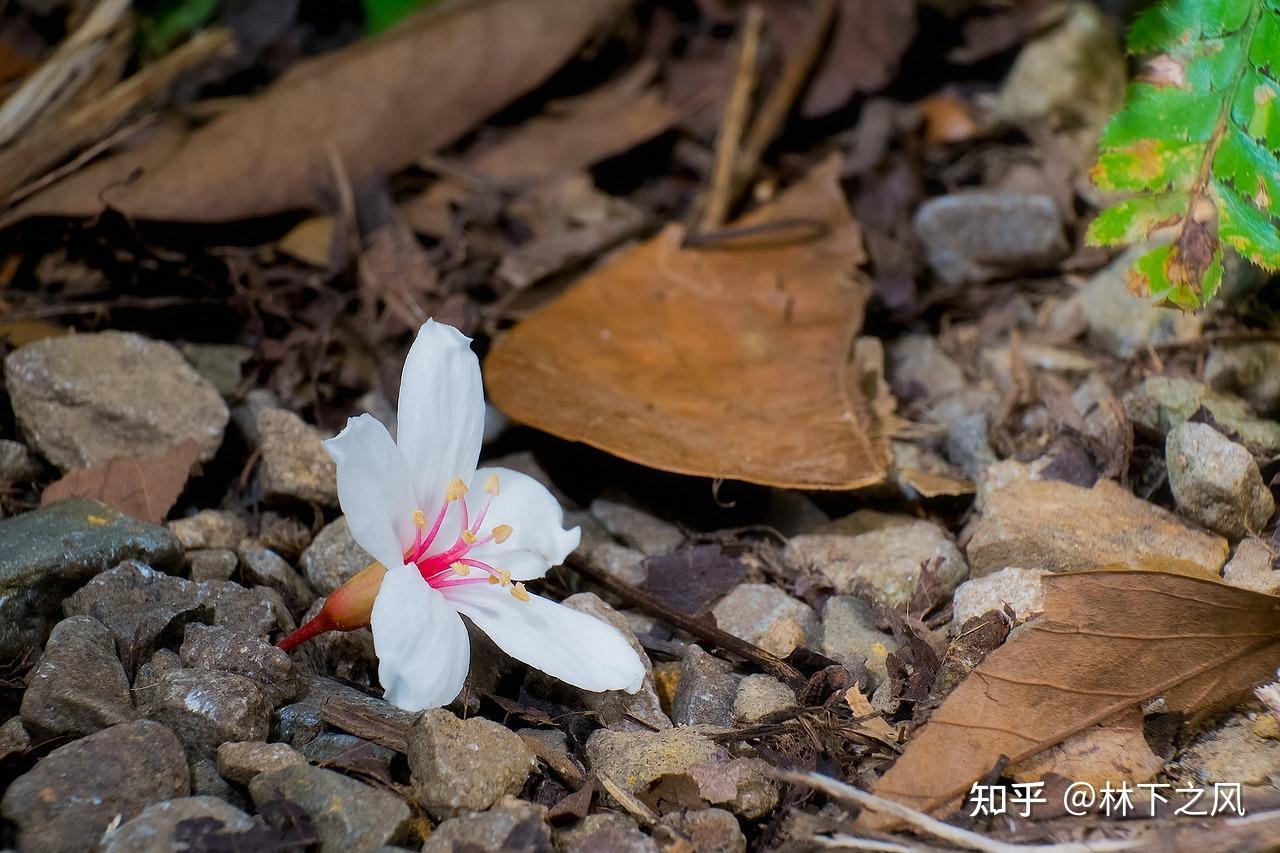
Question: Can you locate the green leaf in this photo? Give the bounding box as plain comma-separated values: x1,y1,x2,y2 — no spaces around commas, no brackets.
362,0,439,33
137,0,220,58
1089,0,1280,310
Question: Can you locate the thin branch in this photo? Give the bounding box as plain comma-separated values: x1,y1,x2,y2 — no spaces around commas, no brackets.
700,4,764,231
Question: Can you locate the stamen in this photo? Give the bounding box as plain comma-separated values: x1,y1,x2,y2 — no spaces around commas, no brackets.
461,530,478,544
451,561,470,576
511,582,530,602
485,473,500,495
492,524,513,544
445,478,468,501
412,510,427,529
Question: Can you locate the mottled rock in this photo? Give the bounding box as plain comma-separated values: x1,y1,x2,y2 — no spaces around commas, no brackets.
239,541,315,615
298,732,396,766
560,592,669,731
181,342,252,397
733,675,795,723
913,191,1067,286
0,498,181,660
586,541,648,586
256,408,338,506
169,510,248,551
655,808,747,853
1167,422,1275,539
216,740,306,785
1079,245,1201,357
301,516,371,596
188,547,239,582
786,518,968,607
189,757,239,803
0,716,30,762
559,813,656,853
141,667,271,757
673,645,736,727
407,708,535,820
1173,716,1280,789
1206,342,1280,415
180,623,301,706
1124,376,1280,455
249,764,409,852
762,490,830,537
0,720,188,853
967,480,1228,577
0,439,40,484
274,676,416,748
101,796,254,853
820,596,896,685
711,583,818,657
951,567,1047,626
294,596,378,687
5,331,228,470
420,796,549,853
1223,539,1280,594
20,615,132,740
590,497,683,556
887,334,966,406
255,510,314,560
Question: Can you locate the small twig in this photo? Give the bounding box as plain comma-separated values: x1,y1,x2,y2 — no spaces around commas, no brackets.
0,295,222,322
773,769,1144,853
565,553,806,688
700,4,764,231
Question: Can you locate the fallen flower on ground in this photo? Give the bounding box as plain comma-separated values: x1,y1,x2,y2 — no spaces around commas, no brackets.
279,319,646,711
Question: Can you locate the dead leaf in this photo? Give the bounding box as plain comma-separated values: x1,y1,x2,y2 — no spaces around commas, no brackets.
485,155,891,489
1008,707,1163,789
277,216,336,268
867,570,1280,824
845,684,898,744
7,0,629,224
41,439,201,524
644,545,745,615
918,94,981,145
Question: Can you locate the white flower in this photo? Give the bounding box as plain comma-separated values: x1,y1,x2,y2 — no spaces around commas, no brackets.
322,319,646,711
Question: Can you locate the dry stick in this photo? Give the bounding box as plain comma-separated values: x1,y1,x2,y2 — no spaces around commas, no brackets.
565,552,806,687
699,4,764,231
774,769,1145,853
731,0,838,206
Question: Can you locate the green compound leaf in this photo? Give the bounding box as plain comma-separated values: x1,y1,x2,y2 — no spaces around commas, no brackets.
1087,0,1280,310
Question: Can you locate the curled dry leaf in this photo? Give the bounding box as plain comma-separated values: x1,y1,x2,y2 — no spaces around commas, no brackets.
7,0,629,224
41,439,201,524
485,155,891,490
866,570,1280,826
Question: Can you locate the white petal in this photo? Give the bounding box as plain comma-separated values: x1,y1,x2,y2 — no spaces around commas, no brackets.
463,467,580,581
323,414,416,572
371,565,471,711
445,585,645,694
397,320,486,515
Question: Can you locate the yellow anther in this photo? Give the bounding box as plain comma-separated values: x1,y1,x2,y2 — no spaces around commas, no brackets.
488,575,500,585
445,478,468,501
492,524,513,544
485,473,500,496
461,530,478,545
496,568,511,587
451,561,470,576
412,510,427,529
511,582,530,602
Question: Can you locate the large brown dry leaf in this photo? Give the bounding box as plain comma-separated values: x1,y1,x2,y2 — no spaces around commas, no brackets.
485,156,889,489
7,0,627,223
41,439,202,524
867,570,1280,824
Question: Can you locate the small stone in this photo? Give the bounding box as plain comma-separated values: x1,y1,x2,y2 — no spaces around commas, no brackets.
1079,245,1202,357
275,676,416,748
0,716,31,762
169,510,248,550
888,334,966,407
0,439,40,484
141,667,271,757
256,511,314,560
1223,539,1280,594
256,408,338,506
0,720,189,853
101,796,254,853
967,479,1228,577
913,191,1067,287
733,675,795,723
20,615,132,740
655,808,747,853
188,548,239,582
1206,342,1280,415
710,583,818,657
180,623,301,707
585,727,777,819
407,708,536,820
238,540,316,615
560,593,670,731
590,496,683,556
421,796,549,853
672,645,736,727
1167,422,1275,539
0,498,181,660
189,757,240,804
586,541,648,586
762,490,830,537
1174,715,1280,788
5,331,229,471
819,596,897,685
249,764,410,851
298,732,397,766
558,813,657,853
301,516,372,596
786,517,968,607
951,567,1048,626
1124,376,1280,455
294,596,379,687
232,388,285,445
216,740,306,785
181,342,252,397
